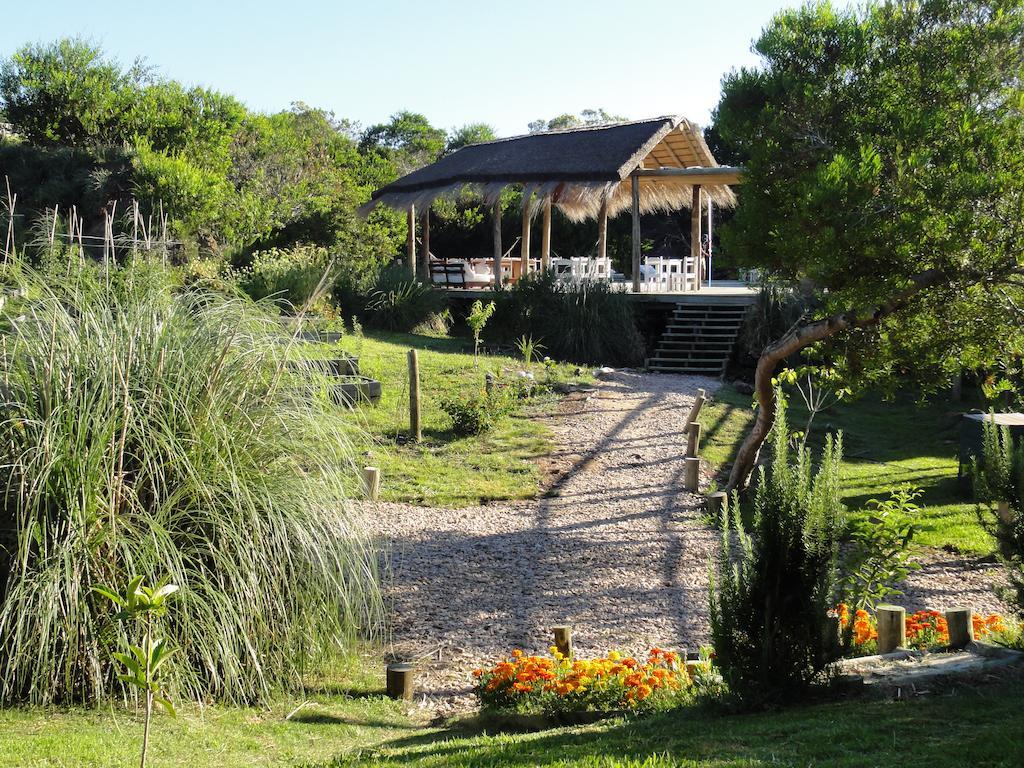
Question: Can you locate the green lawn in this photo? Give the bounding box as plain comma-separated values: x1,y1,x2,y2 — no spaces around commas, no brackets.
700,386,992,553
295,330,587,507
3,670,1021,767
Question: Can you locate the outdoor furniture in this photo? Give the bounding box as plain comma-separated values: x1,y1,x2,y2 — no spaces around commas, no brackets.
429,258,494,288
641,256,697,292
550,256,613,282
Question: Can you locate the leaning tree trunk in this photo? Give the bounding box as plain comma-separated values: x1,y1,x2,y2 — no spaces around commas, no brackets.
724,268,946,492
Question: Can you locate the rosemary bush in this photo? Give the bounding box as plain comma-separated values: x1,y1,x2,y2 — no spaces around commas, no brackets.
709,397,845,707
972,417,1024,610
0,258,382,705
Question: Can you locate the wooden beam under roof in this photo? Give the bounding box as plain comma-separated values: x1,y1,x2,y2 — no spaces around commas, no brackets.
633,166,745,185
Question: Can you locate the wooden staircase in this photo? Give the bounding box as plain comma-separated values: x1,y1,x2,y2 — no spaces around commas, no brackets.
646,302,748,376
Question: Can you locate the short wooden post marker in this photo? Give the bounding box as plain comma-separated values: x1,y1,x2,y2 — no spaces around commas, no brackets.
552,625,573,658
362,466,380,501
876,605,906,654
686,388,706,428
407,349,422,442
686,422,702,459
684,457,700,491
997,500,1014,525
707,491,728,519
945,607,974,649
386,662,415,700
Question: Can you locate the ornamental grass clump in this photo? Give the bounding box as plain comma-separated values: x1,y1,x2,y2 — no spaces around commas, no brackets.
0,258,382,706
473,647,696,716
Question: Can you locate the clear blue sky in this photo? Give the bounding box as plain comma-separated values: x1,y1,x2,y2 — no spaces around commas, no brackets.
0,0,836,136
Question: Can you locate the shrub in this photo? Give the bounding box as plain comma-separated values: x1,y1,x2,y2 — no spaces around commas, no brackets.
485,272,644,366
240,244,335,310
440,388,513,436
972,417,1024,610
0,259,381,705
362,263,447,332
709,397,845,707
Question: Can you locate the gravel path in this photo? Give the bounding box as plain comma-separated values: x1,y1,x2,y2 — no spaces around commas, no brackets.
365,371,1013,714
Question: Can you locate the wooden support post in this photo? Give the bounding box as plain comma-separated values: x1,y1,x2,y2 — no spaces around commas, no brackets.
362,466,380,501
521,193,532,276
418,208,430,283
876,605,906,654
997,500,1014,525
492,200,503,289
406,206,416,279
706,197,714,285
541,197,552,272
945,608,974,649
552,625,573,658
690,186,702,291
386,662,415,700
684,457,700,491
407,349,421,442
597,191,609,265
686,422,702,459
707,491,728,519
631,173,641,293
685,388,706,428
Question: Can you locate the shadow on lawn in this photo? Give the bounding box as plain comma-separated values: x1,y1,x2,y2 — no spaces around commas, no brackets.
309,679,1024,767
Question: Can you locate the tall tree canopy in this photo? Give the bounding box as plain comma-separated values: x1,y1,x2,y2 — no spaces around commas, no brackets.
713,0,1024,489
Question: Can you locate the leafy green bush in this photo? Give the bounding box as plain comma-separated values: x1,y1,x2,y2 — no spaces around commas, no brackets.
362,264,447,332
485,272,643,366
440,389,514,436
240,244,335,310
972,418,1024,610
0,259,381,705
709,397,845,707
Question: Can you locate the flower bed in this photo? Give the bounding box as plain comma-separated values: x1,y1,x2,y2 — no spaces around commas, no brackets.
834,604,1010,653
472,647,715,718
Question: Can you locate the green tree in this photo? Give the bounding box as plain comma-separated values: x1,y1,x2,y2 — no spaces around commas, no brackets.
0,38,144,147
713,0,1024,490
446,122,497,153
359,110,446,173
527,108,627,133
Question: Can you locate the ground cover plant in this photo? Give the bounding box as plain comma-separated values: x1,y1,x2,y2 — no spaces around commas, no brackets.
0,258,381,705
700,384,994,553
473,647,704,717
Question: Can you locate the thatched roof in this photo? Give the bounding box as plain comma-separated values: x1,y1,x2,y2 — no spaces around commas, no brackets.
361,116,739,222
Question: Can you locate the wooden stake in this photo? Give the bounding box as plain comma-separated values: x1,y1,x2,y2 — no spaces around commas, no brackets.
876,605,906,654
631,173,641,293
707,491,728,519
362,466,381,501
541,197,552,272
406,206,416,279
684,457,700,491
997,500,1013,525
552,625,573,658
407,349,421,442
686,389,706,428
492,200,503,289
945,608,974,649
386,662,415,700
686,422,702,459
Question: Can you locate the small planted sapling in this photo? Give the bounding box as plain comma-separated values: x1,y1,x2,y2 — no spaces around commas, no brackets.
94,576,179,768
466,299,496,366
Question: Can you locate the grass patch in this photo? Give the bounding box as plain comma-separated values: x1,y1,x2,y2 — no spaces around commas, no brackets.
700,386,992,554
296,330,586,507
3,671,1022,767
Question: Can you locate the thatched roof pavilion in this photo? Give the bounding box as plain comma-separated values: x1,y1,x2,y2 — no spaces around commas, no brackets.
363,116,744,292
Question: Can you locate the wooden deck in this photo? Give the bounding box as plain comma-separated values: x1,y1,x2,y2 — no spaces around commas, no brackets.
438,280,759,306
